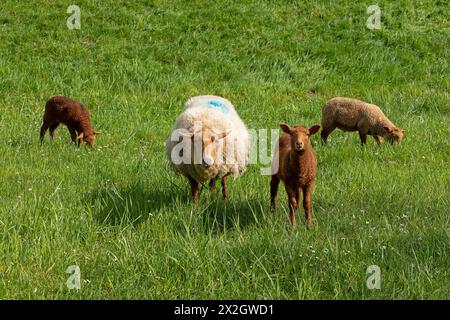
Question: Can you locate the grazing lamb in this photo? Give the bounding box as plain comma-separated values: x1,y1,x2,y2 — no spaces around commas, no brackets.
165,95,249,208
270,123,321,227
40,96,101,148
321,97,404,145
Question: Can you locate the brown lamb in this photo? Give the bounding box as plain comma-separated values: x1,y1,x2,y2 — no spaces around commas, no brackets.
270,123,321,227
321,97,404,145
40,96,101,148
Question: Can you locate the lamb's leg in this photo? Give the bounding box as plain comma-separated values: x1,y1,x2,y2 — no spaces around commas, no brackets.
303,185,313,228
320,124,335,144
188,175,200,209
49,122,60,140
374,135,382,145
270,175,280,209
359,132,367,145
287,189,297,227
76,131,83,148
221,175,228,200
295,188,301,219
357,120,368,146
39,118,53,143
68,126,77,143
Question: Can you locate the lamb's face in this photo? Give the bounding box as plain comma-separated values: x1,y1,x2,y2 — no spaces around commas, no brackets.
280,124,321,153
78,131,102,148
82,134,94,147
384,127,404,144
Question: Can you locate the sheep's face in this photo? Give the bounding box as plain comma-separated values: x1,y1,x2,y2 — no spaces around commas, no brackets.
280,123,321,153
384,127,404,144
190,128,229,169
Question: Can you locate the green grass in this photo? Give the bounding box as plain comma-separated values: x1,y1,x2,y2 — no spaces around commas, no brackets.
0,0,449,299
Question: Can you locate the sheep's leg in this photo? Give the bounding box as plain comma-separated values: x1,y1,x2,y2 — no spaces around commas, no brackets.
187,176,200,209
270,175,280,209
68,126,77,143
209,178,216,191
287,189,297,227
302,185,313,228
49,122,60,140
374,135,382,145
221,175,228,200
39,118,53,142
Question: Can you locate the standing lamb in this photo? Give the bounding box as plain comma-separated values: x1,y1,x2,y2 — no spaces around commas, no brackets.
40,96,101,148
321,97,404,145
166,95,249,208
270,123,321,227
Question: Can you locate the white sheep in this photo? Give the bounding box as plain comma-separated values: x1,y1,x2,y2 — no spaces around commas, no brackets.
165,95,250,207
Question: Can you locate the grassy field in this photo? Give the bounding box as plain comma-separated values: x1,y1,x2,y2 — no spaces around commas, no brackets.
0,0,448,299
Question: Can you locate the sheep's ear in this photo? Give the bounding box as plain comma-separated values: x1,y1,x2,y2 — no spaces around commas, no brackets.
308,125,321,135
384,126,393,134
180,130,194,139
280,124,291,134
190,127,203,138
77,132,84,141
217,130,231,140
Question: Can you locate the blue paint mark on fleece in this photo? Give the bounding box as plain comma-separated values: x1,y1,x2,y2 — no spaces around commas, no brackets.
208,100,229,114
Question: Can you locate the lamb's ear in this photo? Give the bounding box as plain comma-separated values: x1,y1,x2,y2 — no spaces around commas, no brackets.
77,132,84,141
384,126,393,134
308,125,321,135
280,123,291,134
